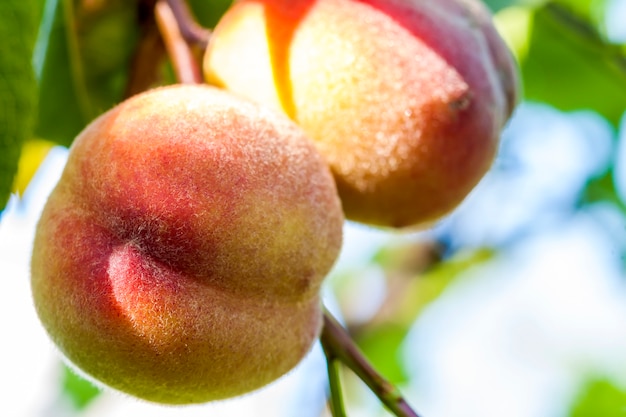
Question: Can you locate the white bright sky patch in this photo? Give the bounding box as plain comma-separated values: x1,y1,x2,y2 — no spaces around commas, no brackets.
1,147,67,417
606,0,626,43
405,210,626,417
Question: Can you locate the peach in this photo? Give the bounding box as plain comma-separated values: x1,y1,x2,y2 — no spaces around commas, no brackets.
204,0,519,228
30,84,344,404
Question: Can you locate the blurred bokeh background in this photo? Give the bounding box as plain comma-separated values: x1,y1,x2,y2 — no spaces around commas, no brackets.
2,0,626,416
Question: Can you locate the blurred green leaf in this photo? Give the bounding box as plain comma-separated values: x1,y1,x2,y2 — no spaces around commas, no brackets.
62,364,102,410
520,3,626,125
381,246,495,326
35,0,85,146
187,0,233,29
570,378,626,417
485,0,538,13
35,0,139,147
485,0,608,19
582,167,626,213
356,325,410,384
0,0,42,210
352,246,495,383
75,0,140,112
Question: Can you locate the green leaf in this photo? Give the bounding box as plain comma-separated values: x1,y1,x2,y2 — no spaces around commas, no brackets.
581,167,626,213
61,364,102,410
485,0,608,16
521,3,626,125
349,247,495,384
35,0,87,147
0,0,42,210
484,0,526,13
187,0,233,29
374,245,495,327
570,378,626,417
355,325,410,384
74,0,140,113
552,0,608,29
35,0,139,147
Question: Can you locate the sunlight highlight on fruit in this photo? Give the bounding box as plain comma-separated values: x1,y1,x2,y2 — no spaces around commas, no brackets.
204,0,520,228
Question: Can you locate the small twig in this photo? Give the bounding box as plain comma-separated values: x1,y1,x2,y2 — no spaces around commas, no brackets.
154,0,203,84
322,343,348,417
321,309,422,417
165,0,211,49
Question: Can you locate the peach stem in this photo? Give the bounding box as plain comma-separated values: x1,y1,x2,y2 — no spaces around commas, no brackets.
322,339,348,417
154,0,203,84
321,309,423,417
165,0,211,48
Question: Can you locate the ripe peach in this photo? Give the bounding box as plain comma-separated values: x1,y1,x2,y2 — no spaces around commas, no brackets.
204,0,519,228
30,85,344,404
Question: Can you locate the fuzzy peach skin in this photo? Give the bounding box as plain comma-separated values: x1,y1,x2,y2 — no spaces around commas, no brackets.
30,85,344,404
204,0,519,228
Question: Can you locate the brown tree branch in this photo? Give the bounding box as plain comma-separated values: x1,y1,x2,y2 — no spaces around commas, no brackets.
154,0,203,84
165,0,211,48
